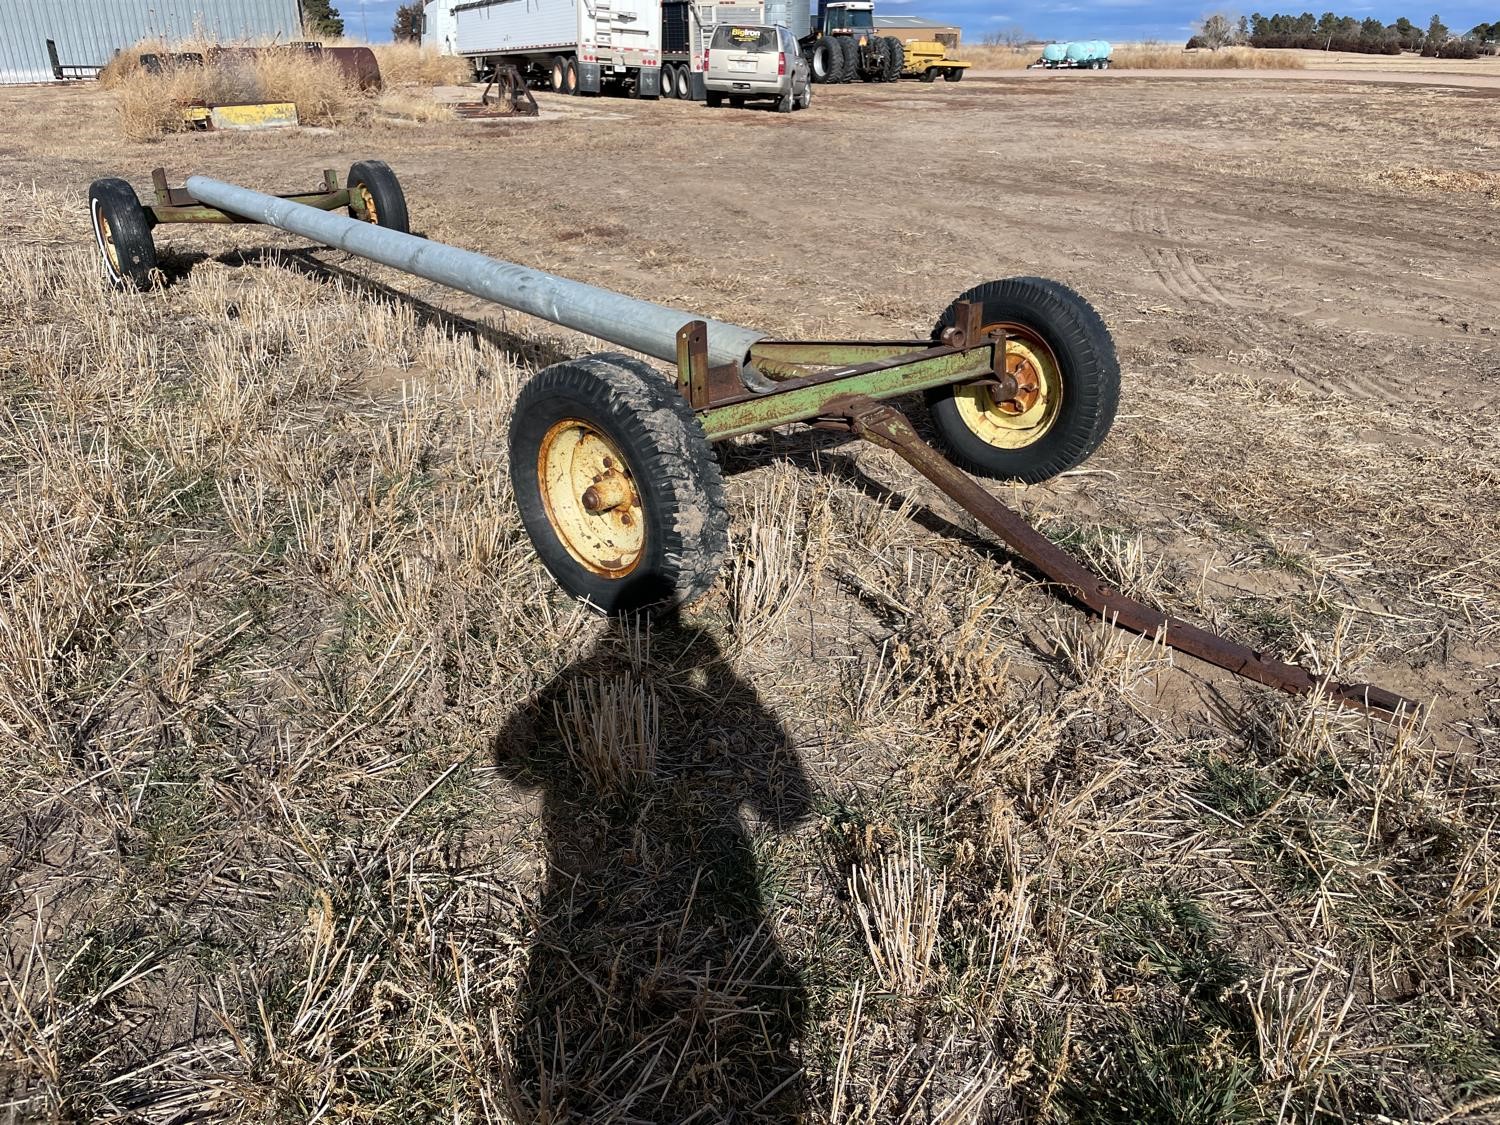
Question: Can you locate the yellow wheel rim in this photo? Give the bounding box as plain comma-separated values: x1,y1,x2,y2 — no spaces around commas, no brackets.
952,325,1063,450
93,203,121,276
538,420,646,578
353,184,378,224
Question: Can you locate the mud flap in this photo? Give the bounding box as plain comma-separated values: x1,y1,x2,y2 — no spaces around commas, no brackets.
578,61,602,93
637,65,660,97
688,70,706,101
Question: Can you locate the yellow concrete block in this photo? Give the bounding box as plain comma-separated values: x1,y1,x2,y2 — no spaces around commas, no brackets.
206,102,299,130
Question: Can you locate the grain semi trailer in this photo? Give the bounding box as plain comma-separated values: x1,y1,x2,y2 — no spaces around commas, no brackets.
454,0,662,97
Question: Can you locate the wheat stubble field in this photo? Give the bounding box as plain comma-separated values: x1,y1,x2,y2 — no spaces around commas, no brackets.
0,65,1497,1123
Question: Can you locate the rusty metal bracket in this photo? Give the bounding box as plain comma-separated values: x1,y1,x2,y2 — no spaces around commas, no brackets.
826,394,1418,718
675,320,745,409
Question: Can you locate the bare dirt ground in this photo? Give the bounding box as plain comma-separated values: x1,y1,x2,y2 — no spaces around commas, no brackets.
1,69,1497,1122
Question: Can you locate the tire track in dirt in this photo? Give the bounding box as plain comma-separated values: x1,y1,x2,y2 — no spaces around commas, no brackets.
1129,200,1237,307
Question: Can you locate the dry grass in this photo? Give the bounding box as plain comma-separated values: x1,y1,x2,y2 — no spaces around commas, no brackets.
953,45,1034,69
369,42,474,87
1114,44,1305,69
960,43,1304,70
104,40,464,140
0,61,1497,1123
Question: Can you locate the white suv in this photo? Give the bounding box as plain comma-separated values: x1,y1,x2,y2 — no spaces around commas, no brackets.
704,23,812,113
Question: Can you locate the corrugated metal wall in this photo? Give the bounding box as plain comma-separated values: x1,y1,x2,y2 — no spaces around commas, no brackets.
0,0,305,84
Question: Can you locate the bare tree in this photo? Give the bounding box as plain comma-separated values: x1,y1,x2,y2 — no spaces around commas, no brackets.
981,25,1029,48
1196,12,1237,49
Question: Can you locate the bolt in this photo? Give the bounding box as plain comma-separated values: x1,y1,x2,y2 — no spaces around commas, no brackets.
582,485,603,512
619,512,634,526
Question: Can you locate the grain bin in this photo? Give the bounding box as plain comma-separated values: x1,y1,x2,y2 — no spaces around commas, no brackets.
764,0,812,39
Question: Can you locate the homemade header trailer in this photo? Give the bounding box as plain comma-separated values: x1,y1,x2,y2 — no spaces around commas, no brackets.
85,162,1416,718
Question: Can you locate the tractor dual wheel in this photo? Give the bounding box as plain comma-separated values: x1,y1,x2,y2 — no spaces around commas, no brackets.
810,38,842,83
89,178,156,291
925,277,1120,483
346,160,409,234
508,353,729,614
882,36,905,80
838,37,859,81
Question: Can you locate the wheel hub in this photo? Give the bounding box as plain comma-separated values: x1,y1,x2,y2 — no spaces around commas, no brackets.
353,184,378,224
952,327,1062,450
538,421,645,577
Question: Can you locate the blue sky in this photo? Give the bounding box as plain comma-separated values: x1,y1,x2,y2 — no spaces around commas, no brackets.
336,0,1494,44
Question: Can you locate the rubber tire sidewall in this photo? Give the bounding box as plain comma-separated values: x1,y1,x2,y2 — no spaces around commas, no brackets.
88,178,156,292
508,354,728,614
838,37,859,81
347,160,410,234
925,277,1120,483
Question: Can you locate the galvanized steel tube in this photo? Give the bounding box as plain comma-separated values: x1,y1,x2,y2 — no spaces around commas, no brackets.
184,176,766,369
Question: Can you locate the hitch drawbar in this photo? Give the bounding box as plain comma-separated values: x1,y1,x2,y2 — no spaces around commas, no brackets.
86,163,1419,719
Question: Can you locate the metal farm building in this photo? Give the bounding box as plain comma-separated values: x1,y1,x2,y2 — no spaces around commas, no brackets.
0,0,304,84
872,15,961,47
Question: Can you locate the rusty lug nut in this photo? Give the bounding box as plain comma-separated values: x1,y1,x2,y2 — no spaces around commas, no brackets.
582,485,603,512
619,512,634,526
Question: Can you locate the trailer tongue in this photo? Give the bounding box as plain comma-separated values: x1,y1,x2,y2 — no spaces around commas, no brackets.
87,163,1419,719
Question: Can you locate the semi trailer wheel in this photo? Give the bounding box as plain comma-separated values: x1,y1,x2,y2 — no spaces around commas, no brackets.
565,58,580,94
551,55,567,90
660,64,677,98
88,178,156,291
508,353,729,614
346,160,409,234
675,63,692,98
925,277,1120,483
838,37,859,81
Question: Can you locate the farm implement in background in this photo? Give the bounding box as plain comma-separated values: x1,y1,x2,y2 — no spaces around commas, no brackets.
85,162,1419,719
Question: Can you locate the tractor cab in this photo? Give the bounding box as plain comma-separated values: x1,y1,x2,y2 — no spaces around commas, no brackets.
822,0,874,39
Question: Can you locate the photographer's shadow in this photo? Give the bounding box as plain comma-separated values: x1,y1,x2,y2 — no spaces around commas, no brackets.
493,608,812,1122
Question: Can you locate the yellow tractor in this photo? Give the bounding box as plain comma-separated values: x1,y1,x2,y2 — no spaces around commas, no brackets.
900,40,969,82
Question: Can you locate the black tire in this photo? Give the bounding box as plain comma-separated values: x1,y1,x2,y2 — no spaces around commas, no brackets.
660,63,677,98
920,66,937,82
508,353,728,614
812,38,842,83
797,79,812,109
924,278,1120,483
776,88,793,113
883,36,905,80
675,63,692,99
346,160,409,234
706,89,724,107
565,57,579,94
944,66,964,82
729,95,745,107
88,178,156,291
838,37,859,81
551,54,567,90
